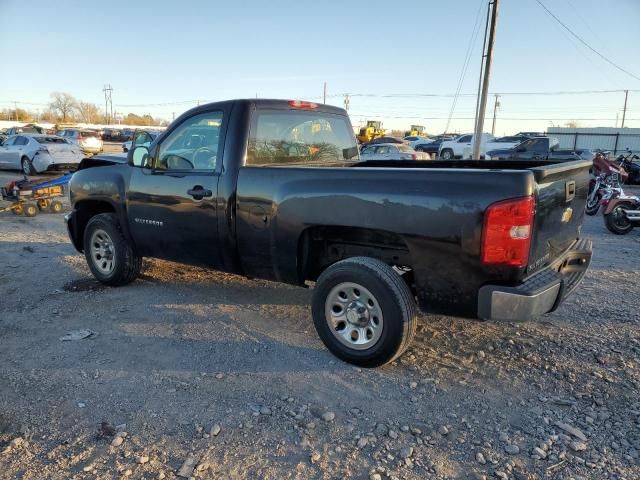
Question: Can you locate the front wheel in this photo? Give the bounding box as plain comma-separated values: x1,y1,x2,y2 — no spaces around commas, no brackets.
311,257,417,367
604,202,635,235
440,149,453,160
585,194,601,216
83,213,142,285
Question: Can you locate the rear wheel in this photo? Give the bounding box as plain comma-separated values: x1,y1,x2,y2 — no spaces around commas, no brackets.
311,257,417,367
440,149,453,160
21,157,36,175
83,213,142,286
604,202,634,235
49,200,63,213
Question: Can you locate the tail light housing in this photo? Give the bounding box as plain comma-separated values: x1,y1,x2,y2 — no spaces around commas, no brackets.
411,153,417,160
288,100,318,109
481,196,535,267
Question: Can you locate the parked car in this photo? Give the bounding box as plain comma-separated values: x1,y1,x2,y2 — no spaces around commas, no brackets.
360,143,430,160
0,134,83,174
438,133,525,160
65,98,592,367
493,135,531,144
361,136,407,148
60,129,104,155
414,137,453,157
485,136,594,162
119,128,134,142
403,136,431,147
102,128,118,141
4,124,43,136
122,131,161,152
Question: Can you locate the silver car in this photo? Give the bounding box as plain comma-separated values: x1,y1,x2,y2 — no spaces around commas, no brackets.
60,129,104,155
360,143,431,161
0,134,84,175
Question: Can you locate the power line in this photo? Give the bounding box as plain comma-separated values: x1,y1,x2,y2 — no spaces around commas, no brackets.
534,0,640,82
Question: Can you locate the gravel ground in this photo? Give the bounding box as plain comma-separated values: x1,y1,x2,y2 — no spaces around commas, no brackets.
0,170,639,480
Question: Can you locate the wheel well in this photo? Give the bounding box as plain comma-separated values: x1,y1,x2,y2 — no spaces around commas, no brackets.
74,200,116,249
298,226,413,283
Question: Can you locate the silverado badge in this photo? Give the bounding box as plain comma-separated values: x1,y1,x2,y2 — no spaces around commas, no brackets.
561,207,573,223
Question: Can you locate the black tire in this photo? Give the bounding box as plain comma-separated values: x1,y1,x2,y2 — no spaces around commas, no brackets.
585,194,601,216
23,203,38,217
21,157,36,175
440,149,453,160
311,257,417,368
49,200,63,213
83,213,142,286
604,202,635,235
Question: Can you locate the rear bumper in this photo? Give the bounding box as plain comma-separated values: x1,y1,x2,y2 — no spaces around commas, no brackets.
478,239,592,321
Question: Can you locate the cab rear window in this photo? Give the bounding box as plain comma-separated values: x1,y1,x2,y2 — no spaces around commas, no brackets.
247,110,358,167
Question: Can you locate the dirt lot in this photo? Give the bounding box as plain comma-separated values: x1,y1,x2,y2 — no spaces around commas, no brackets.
0,170,639,480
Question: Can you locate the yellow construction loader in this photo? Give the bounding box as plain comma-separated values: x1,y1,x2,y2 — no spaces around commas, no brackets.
405,125,425,137
357,120,385,143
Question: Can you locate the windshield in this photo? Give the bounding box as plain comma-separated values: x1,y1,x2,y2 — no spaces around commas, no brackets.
35,137,68,144
398,145,414,153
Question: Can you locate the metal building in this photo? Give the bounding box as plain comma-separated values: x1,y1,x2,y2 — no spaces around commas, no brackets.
547,127,640,154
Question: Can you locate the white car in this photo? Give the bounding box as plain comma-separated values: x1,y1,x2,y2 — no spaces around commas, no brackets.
59,129,103,155
360,143,431,160
122,131,161,152
403,136,431,148
438,133,527,159
0,134,84,175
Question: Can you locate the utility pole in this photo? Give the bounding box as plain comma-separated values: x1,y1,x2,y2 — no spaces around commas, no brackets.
103,84,113,124
472,0,499,159
323,81,327,104
343,93,350,112
491,94,500,135
621,89,629,128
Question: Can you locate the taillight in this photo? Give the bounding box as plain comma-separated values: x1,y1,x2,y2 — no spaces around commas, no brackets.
411,153,417,160
288,100,318,109
481,196,535,267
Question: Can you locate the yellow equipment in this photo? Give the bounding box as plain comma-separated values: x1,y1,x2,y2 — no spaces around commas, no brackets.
405,125,425,137
357,120,385,143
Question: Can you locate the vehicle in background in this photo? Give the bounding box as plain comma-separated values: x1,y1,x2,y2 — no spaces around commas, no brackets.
102,128,119,141
493,135,531,144
360,143,431,160
414,138,449,157
4,124,44,136
122,131,161,152
0,134,83,174
356,120,385,144
119,128,134,142
485,137,593,162
617,150,640,185
0,128,8,145
516,131,546,138
438,133,490,159
403,135,431,147
66,98,592,367
361,136,407,149
60,129,104,155
404,125,425,137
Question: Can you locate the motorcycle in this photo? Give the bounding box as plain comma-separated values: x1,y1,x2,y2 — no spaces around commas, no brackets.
617,149,640,185
601,189,640,235
586,150,628,216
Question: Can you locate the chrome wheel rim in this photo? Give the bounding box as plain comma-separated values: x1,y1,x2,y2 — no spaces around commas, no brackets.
325,282,383,350
22,160,29,175
90,229,115,275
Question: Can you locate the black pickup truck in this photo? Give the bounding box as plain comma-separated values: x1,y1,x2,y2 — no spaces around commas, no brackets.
486,136,594,162
65,99,592,367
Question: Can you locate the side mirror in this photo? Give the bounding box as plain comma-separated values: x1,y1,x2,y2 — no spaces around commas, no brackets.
129,145,150,168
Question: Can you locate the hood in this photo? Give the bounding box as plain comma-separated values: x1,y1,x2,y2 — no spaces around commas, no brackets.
77,153,127,170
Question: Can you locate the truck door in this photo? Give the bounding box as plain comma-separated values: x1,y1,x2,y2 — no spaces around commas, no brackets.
126,109,226,268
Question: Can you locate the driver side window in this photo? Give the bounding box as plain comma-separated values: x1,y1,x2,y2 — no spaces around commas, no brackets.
155,111,223,172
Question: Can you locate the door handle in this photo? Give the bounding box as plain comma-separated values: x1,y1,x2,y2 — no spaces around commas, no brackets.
187,186,213,200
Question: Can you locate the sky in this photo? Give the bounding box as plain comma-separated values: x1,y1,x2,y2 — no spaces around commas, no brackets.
1,0,639,134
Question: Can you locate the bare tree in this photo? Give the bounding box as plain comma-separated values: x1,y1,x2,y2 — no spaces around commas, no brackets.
49,92,78,122
76,102,100,123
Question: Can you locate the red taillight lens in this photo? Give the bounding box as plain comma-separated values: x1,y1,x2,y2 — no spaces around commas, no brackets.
481,196,535,267
288,100,318,109
411,153,417,160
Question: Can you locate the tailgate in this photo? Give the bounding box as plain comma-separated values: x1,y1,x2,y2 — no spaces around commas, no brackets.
527,160,591,274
